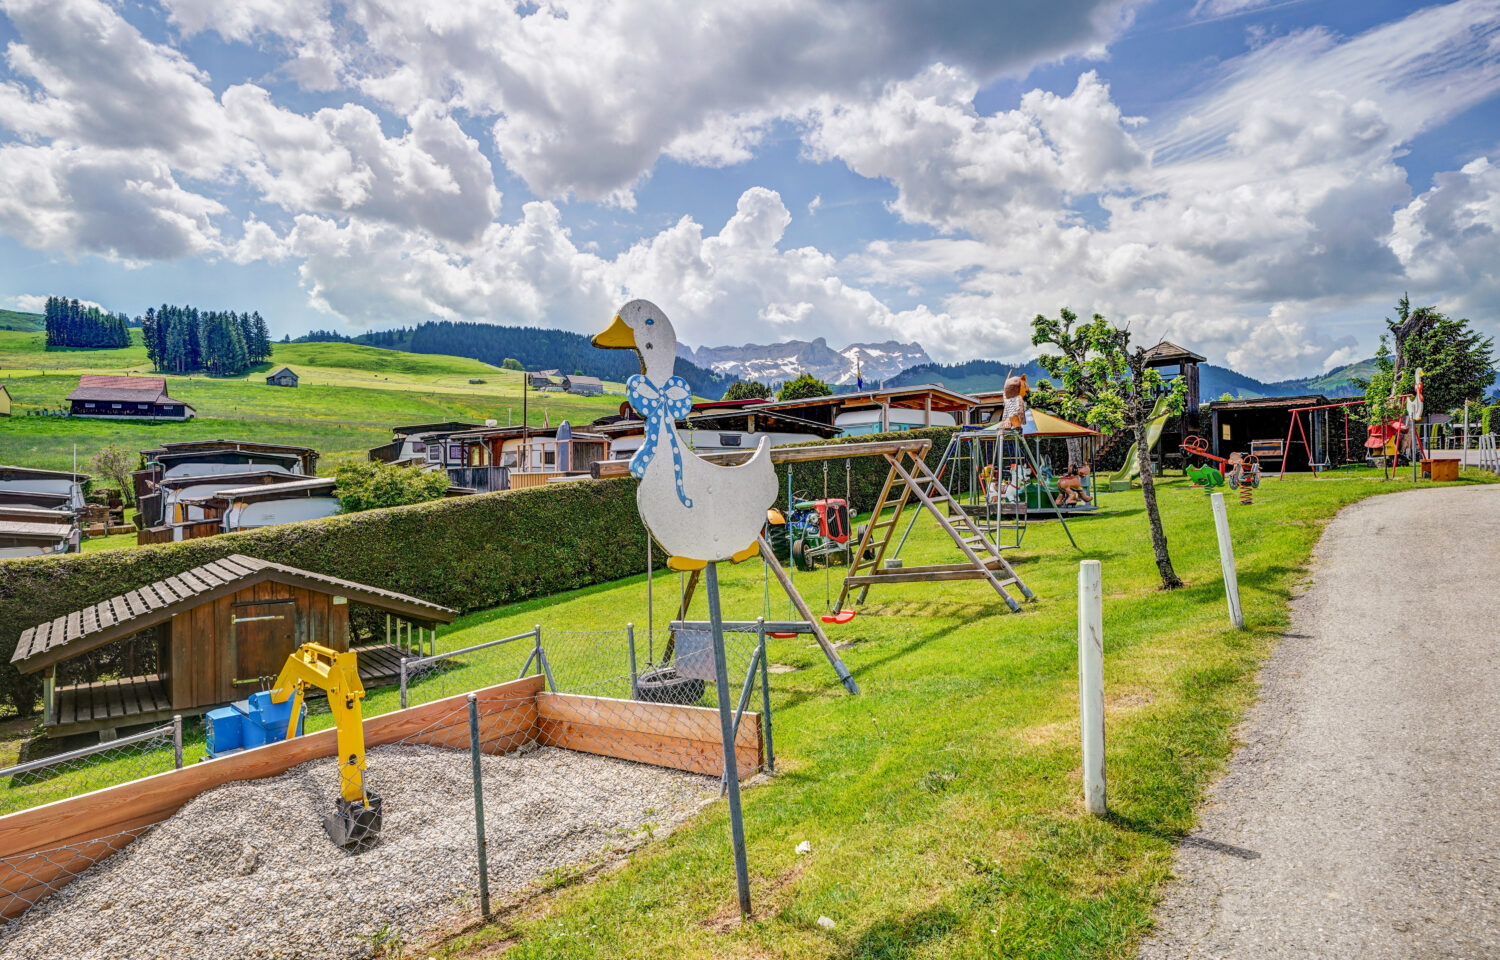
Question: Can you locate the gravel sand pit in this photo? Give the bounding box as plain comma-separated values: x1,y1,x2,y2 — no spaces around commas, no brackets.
0,744,713,960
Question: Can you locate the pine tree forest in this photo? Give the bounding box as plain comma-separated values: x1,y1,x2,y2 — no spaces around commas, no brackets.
43,296,132,348
140,304,273,376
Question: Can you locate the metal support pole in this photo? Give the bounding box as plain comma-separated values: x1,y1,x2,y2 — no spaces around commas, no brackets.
758,620,774,773
468,694,492,919
1210,492,1244,630
399,657,409,709
534,624,555,691
627,623,639,700
1078,560,1106,816
706,563,753,917
172,715,183,769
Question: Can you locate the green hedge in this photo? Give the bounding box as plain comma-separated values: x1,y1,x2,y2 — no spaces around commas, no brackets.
0,427,956,717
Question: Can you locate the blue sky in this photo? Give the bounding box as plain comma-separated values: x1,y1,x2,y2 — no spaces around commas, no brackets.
0,0,1497,378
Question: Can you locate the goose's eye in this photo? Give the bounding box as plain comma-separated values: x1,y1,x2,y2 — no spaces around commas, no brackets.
644,318,656,325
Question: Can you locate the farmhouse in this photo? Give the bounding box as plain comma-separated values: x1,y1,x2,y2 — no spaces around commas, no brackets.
528,370,563,391
265,366,299,388
10,554,456,737
67,375,194,420
563,374,604,396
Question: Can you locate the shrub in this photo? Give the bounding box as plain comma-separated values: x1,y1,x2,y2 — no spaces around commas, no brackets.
333,460,450,512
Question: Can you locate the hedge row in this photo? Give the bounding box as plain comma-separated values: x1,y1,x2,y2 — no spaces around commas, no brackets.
0,427,956,717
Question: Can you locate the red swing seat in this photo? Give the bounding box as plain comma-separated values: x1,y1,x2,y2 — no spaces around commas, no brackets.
820,610,857,624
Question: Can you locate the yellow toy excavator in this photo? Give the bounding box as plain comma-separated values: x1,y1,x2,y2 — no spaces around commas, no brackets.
269,643,382,850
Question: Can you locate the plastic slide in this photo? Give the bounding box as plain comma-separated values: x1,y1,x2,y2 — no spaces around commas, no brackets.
1106,396,1173,488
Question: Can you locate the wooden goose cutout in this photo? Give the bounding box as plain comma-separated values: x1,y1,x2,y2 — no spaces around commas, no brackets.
593,299,777,571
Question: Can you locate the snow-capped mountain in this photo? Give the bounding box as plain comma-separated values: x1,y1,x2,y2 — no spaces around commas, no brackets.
676,338,931,387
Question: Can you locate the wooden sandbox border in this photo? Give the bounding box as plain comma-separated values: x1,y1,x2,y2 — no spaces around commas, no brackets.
0,675,761,920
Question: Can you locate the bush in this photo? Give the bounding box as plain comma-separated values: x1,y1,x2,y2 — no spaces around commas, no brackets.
1485,404,1500,435
334,461,450,512
0,427,956,717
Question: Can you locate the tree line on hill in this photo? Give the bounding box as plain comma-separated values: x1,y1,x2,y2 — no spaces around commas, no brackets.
43,296,132,348
299,319,737,397
142,305,272,376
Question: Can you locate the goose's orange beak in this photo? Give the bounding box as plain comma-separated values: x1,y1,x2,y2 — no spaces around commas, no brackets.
592,315,634,349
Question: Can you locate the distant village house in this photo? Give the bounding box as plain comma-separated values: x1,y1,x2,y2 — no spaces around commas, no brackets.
563,374,603,396
67,375,194,421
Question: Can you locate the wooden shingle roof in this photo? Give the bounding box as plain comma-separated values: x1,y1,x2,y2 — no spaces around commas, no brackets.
12,554,457,673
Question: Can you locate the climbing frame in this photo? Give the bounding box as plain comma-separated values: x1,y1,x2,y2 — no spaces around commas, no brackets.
836,444,1035,613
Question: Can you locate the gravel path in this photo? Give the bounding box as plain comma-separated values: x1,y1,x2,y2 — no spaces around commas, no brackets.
0,744,713,960
1140,485,1500,959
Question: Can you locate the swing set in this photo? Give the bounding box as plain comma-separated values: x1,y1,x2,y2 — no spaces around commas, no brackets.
599,438,1038,695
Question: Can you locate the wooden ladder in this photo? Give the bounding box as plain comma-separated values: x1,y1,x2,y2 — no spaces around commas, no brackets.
836,447,1035,614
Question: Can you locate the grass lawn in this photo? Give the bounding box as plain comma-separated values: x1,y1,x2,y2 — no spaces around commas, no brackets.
0,331,624,473
4,466,1495,957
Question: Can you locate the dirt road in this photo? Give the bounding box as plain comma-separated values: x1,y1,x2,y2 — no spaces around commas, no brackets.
1140,485,1500,959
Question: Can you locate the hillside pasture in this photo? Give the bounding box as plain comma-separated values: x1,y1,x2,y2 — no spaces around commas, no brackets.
0,331,627,472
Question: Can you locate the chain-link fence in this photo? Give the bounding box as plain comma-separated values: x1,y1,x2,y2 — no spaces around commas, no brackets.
0,608,781,957
0,719,182,817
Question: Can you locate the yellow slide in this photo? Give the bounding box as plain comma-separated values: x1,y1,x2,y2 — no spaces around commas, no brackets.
1106,396,1173,489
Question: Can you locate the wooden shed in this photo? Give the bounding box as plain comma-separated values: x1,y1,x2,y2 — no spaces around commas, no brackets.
11,555,457,738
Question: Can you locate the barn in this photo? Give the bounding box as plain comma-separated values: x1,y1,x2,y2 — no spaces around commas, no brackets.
67,375,195,420
11,555,457,738
265,366,299,388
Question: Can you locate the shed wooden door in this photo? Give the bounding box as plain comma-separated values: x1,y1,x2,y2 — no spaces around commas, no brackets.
232,599,297,685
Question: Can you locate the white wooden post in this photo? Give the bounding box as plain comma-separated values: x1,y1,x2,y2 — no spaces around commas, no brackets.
1078,560,1106,816
1210,492,1244,629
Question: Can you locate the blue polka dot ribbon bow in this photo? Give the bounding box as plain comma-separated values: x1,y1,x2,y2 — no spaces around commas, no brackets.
626,373,694,507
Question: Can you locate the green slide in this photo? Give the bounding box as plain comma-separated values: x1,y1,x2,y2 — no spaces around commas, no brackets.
1106,396,1173,490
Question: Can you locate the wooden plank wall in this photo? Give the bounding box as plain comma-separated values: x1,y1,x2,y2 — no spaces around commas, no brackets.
0,677,760,921
537,692,762,779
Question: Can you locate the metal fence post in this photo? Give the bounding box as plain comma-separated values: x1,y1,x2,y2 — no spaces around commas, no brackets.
1078,560,1106,816
627,623,639,700
705,563,752,917
1210,492,1245,629
757,619,774,773
468,693,492,919
399,657,409,709
172,715,183,769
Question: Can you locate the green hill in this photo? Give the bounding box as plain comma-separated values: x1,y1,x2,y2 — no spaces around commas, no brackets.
0,332,625,474
0,310,44,333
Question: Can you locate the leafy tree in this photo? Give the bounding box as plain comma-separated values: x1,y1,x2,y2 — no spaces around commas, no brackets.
1218,391,1236,402
502,357,524,370
333,461,450,513
724,379,772,401
1032,308,1187,590
777,372,833,402
88,444,136,506
1382,297,1493,413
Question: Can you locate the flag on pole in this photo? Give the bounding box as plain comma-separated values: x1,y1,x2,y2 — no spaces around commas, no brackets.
856,356,864,391
543,408,550,429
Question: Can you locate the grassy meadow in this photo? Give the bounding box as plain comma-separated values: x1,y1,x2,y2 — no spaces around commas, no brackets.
3,467,1495,958
0,328,626,472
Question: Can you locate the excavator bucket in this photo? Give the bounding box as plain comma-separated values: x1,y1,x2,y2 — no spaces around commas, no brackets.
325,793,383,851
